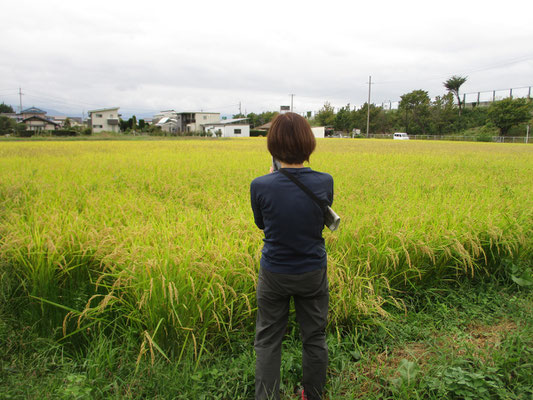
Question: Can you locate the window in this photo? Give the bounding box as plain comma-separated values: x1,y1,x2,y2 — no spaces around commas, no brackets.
109,114,113,118
95,113,103,118
234,129,241,134
93,124,103,128
203,116,207,120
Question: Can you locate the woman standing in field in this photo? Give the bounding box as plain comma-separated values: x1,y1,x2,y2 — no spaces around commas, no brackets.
250,112,333,400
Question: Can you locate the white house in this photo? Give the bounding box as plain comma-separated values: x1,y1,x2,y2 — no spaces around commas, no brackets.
203,118,250,137
88,107,120,133
311,127,325,138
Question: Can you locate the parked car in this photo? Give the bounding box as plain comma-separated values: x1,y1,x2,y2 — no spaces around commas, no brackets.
393,132,409,140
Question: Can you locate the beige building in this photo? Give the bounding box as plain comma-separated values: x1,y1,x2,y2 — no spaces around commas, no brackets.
23,115,60,132
88,107,120,133
180,112,220,132
19,107,59,132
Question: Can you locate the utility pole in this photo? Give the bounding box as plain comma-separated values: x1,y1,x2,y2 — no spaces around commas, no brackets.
18,87,23,113
289,94,295,112
366,76,372,138
239,101,242,115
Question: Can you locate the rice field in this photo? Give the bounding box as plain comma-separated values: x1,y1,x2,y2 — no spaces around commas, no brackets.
0,138,531,359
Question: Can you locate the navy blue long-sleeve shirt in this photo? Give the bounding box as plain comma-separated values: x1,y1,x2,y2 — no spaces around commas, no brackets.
250,167,334,274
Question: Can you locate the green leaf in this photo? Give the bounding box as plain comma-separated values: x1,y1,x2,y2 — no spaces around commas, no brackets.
511,275,533,287
349,350,361,361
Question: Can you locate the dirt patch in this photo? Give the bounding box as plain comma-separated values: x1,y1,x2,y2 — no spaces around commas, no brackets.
349,342,432,397
432,318,518,362
376,342,431,373
465,319,517,348
342,319,519,398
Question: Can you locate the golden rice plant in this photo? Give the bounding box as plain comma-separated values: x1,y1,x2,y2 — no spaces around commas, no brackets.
0,139,531,358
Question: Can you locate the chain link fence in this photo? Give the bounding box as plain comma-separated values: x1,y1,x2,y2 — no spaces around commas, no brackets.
361,133,531,143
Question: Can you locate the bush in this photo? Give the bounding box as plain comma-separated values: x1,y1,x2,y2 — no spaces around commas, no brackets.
0,116,26,136
15,129,34,137
458,125,498,142
250,129,266,137
53,130,79,137
147,126,164,136
488,97,531,135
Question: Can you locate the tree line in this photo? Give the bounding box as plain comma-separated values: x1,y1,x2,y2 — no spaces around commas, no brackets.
235,77,532,137
311,77,532,136
1,76,532,137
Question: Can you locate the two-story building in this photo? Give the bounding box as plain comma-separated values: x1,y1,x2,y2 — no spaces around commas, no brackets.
181,112,220,132
20,107,60,132
23,115,60,132
88,107,120,133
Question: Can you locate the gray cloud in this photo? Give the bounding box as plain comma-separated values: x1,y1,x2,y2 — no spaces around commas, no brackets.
2,0,532,117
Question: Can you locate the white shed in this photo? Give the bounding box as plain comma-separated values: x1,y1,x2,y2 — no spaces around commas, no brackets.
311,127,325,138
203,118,250,138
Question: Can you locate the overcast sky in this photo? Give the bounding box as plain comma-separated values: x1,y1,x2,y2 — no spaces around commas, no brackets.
1,0,532,118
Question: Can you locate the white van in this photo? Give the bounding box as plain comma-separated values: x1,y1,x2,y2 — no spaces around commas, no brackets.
393,132,409,140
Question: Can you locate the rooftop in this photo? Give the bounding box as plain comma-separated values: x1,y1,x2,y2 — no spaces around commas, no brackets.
203,117,248,126
21,107,46,114
88,107,120,113
178,111,220,115
22,115,59,125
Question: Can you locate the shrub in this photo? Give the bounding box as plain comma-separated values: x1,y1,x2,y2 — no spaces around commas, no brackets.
488,98,531,135
53,129,79,137
15,129,34,137
250,129,266,137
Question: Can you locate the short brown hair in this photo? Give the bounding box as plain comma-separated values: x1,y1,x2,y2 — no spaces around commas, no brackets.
267,113,316,164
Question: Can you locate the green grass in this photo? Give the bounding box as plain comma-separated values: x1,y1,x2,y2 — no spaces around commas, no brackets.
1,278,531,399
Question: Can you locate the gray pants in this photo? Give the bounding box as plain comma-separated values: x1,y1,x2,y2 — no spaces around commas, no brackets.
255,267,329,400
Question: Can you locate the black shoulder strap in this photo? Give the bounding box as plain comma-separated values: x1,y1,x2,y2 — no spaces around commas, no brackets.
278,169,327,212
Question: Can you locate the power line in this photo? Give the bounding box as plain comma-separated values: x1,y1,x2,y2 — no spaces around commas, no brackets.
374,54,533,86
